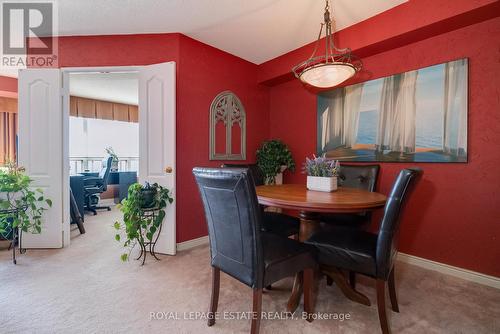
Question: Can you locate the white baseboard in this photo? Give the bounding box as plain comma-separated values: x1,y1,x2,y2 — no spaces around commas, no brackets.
173,236,499,290
176,235,209,252
398,252,500,289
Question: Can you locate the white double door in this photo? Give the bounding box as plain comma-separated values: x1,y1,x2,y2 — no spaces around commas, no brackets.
18,62,176,255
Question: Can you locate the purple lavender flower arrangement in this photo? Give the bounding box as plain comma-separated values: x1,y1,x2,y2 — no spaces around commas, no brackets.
303,155,340,177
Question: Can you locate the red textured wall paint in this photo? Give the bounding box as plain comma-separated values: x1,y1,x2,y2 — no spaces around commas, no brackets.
58,34,181,67
0,75,18,98
54,33,269,244
268,18,500,277
176,35,269,242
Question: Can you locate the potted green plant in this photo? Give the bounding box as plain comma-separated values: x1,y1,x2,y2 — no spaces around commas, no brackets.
105,146,119,172
0,162,52,241
304,155,340,192
113,182,174,262
256,139,295,185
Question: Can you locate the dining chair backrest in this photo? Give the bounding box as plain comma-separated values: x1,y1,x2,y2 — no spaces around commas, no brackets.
338,164,380,219
192,167,264,288
222,163,265,186
338,164,380,191
376,167,422,279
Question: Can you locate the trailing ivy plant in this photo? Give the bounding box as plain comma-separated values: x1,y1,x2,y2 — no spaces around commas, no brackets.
114,182,174,262
256,139,295,184
0,162,52,239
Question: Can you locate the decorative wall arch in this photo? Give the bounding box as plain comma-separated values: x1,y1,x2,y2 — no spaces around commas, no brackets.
209,91,246,160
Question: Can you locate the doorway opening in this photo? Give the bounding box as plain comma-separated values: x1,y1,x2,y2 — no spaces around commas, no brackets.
67,71,139,241
16,62,176,254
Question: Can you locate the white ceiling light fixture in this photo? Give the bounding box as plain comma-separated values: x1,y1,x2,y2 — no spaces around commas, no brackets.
292,0,362,89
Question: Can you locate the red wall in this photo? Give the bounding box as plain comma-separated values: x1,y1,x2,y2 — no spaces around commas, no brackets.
176,35,269,241
267,18,500,277
0,75,18,98
55,33,269,243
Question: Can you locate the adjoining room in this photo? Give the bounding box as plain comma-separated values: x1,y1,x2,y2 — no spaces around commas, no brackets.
68,72,139,238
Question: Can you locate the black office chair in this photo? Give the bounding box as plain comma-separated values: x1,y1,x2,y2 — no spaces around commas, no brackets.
83,156,113,215
193,167,317,334
223,163,300,238
306,168,422,334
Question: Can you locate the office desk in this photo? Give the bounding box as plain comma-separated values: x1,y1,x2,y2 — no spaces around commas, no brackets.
70,171,138,216
109,171,138,203
70,175,85,218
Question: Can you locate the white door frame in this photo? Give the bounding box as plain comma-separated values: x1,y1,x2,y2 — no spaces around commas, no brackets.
61,65,176,248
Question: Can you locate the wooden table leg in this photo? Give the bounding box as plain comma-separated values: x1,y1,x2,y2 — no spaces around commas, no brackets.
286,211,320,313
285,211,372,311
322,265,371,306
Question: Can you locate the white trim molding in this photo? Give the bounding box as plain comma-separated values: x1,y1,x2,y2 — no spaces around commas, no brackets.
174,237,500,290
398,252,500,290
176,236,209,252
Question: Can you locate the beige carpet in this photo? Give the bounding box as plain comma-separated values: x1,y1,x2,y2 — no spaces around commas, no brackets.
0,208,499,334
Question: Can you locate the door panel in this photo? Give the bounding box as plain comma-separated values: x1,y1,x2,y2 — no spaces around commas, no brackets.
18,69,63,248
139,62,176,255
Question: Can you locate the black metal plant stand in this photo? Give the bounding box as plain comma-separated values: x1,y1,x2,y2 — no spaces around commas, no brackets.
1,207,27,265
135,206,163,265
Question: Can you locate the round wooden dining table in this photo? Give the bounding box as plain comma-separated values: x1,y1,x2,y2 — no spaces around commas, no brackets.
256,184,387,312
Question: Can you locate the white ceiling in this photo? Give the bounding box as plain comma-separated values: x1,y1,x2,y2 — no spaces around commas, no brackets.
69,72,138,105
0,0,406,78
59,0,406,64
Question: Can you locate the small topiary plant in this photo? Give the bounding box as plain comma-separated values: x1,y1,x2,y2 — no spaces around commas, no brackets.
256,139,295,184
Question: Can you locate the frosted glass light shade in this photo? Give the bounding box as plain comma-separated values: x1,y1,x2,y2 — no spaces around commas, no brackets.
299,62,356,88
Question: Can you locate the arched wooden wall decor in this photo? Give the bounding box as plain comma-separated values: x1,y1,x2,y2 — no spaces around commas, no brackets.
209,91,246,160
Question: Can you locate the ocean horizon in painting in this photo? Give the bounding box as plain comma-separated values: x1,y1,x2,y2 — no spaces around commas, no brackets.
317,59,468,162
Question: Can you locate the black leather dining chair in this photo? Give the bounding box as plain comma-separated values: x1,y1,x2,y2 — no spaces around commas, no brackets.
320,164,380,228
193,167,317,334
306,168,422,334
223,163,300,238
320,164,380,288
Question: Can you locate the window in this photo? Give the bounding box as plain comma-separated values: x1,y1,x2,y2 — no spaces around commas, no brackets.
69,117,139,174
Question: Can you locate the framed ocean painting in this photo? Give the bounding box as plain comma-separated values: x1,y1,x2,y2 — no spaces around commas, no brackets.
317,58,468,162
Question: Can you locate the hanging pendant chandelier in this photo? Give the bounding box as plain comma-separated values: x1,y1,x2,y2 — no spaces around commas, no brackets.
292,0,361,89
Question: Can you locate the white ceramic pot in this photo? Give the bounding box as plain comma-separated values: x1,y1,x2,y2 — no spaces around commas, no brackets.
307,176,337,192
274,173,283,185
273,165,288,185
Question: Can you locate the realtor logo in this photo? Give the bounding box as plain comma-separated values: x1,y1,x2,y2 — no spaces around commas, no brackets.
1,1,58,68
